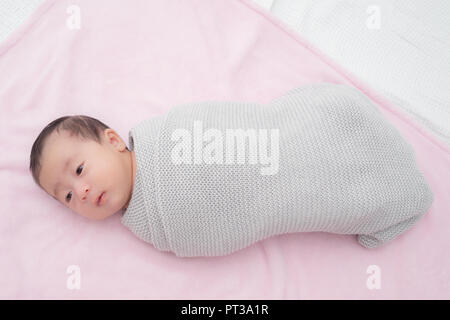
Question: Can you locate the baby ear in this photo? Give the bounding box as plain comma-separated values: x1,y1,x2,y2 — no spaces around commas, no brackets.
103,128,127,151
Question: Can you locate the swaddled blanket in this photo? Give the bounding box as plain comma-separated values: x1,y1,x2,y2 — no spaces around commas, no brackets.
121,83,433,257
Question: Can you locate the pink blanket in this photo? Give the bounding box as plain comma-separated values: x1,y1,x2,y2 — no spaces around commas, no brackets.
1,0,449,299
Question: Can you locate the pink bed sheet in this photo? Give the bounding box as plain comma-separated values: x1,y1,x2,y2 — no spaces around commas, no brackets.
0,0,449,299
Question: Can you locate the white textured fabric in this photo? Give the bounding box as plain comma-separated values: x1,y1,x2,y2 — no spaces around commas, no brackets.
0,0,44,43
121,83,433,257
251,0,450,146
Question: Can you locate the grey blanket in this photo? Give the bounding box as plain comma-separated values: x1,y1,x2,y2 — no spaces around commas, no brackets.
121,83,433,257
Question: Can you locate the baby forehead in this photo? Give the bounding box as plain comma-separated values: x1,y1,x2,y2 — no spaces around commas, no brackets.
42,133,84,160
49,130,96,146
53,129,84,140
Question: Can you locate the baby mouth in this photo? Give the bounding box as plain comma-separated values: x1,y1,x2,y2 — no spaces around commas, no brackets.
96,192,106,205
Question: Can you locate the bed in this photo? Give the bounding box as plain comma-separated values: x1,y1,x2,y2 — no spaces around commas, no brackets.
0,0,449,299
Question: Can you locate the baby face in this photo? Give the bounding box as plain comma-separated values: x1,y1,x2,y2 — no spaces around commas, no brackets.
38,128,136,220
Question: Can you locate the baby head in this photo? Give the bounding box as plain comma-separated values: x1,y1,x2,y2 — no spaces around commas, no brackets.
29,115,136,220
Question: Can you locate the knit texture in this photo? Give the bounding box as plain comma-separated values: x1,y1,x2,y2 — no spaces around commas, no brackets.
121,83,433,257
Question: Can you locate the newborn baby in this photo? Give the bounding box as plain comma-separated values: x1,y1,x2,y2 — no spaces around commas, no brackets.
30,83,433,257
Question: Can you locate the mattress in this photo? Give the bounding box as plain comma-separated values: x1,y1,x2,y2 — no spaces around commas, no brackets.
1,0,449,299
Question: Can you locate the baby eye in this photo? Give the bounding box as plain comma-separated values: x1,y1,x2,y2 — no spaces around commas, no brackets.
66,191,72,203
76,163,84,175
65,164,84,203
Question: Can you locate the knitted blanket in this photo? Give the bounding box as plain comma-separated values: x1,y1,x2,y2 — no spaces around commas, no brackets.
121,83,433,257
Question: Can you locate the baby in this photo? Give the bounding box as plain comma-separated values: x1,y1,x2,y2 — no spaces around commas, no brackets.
30,83,434,257
30,116,136,221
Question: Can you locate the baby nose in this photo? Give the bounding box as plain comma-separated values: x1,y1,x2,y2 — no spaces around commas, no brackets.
78,185,90,200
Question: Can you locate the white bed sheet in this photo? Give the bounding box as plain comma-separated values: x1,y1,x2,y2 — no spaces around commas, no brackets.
252,0,450,146
0,0,44,43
